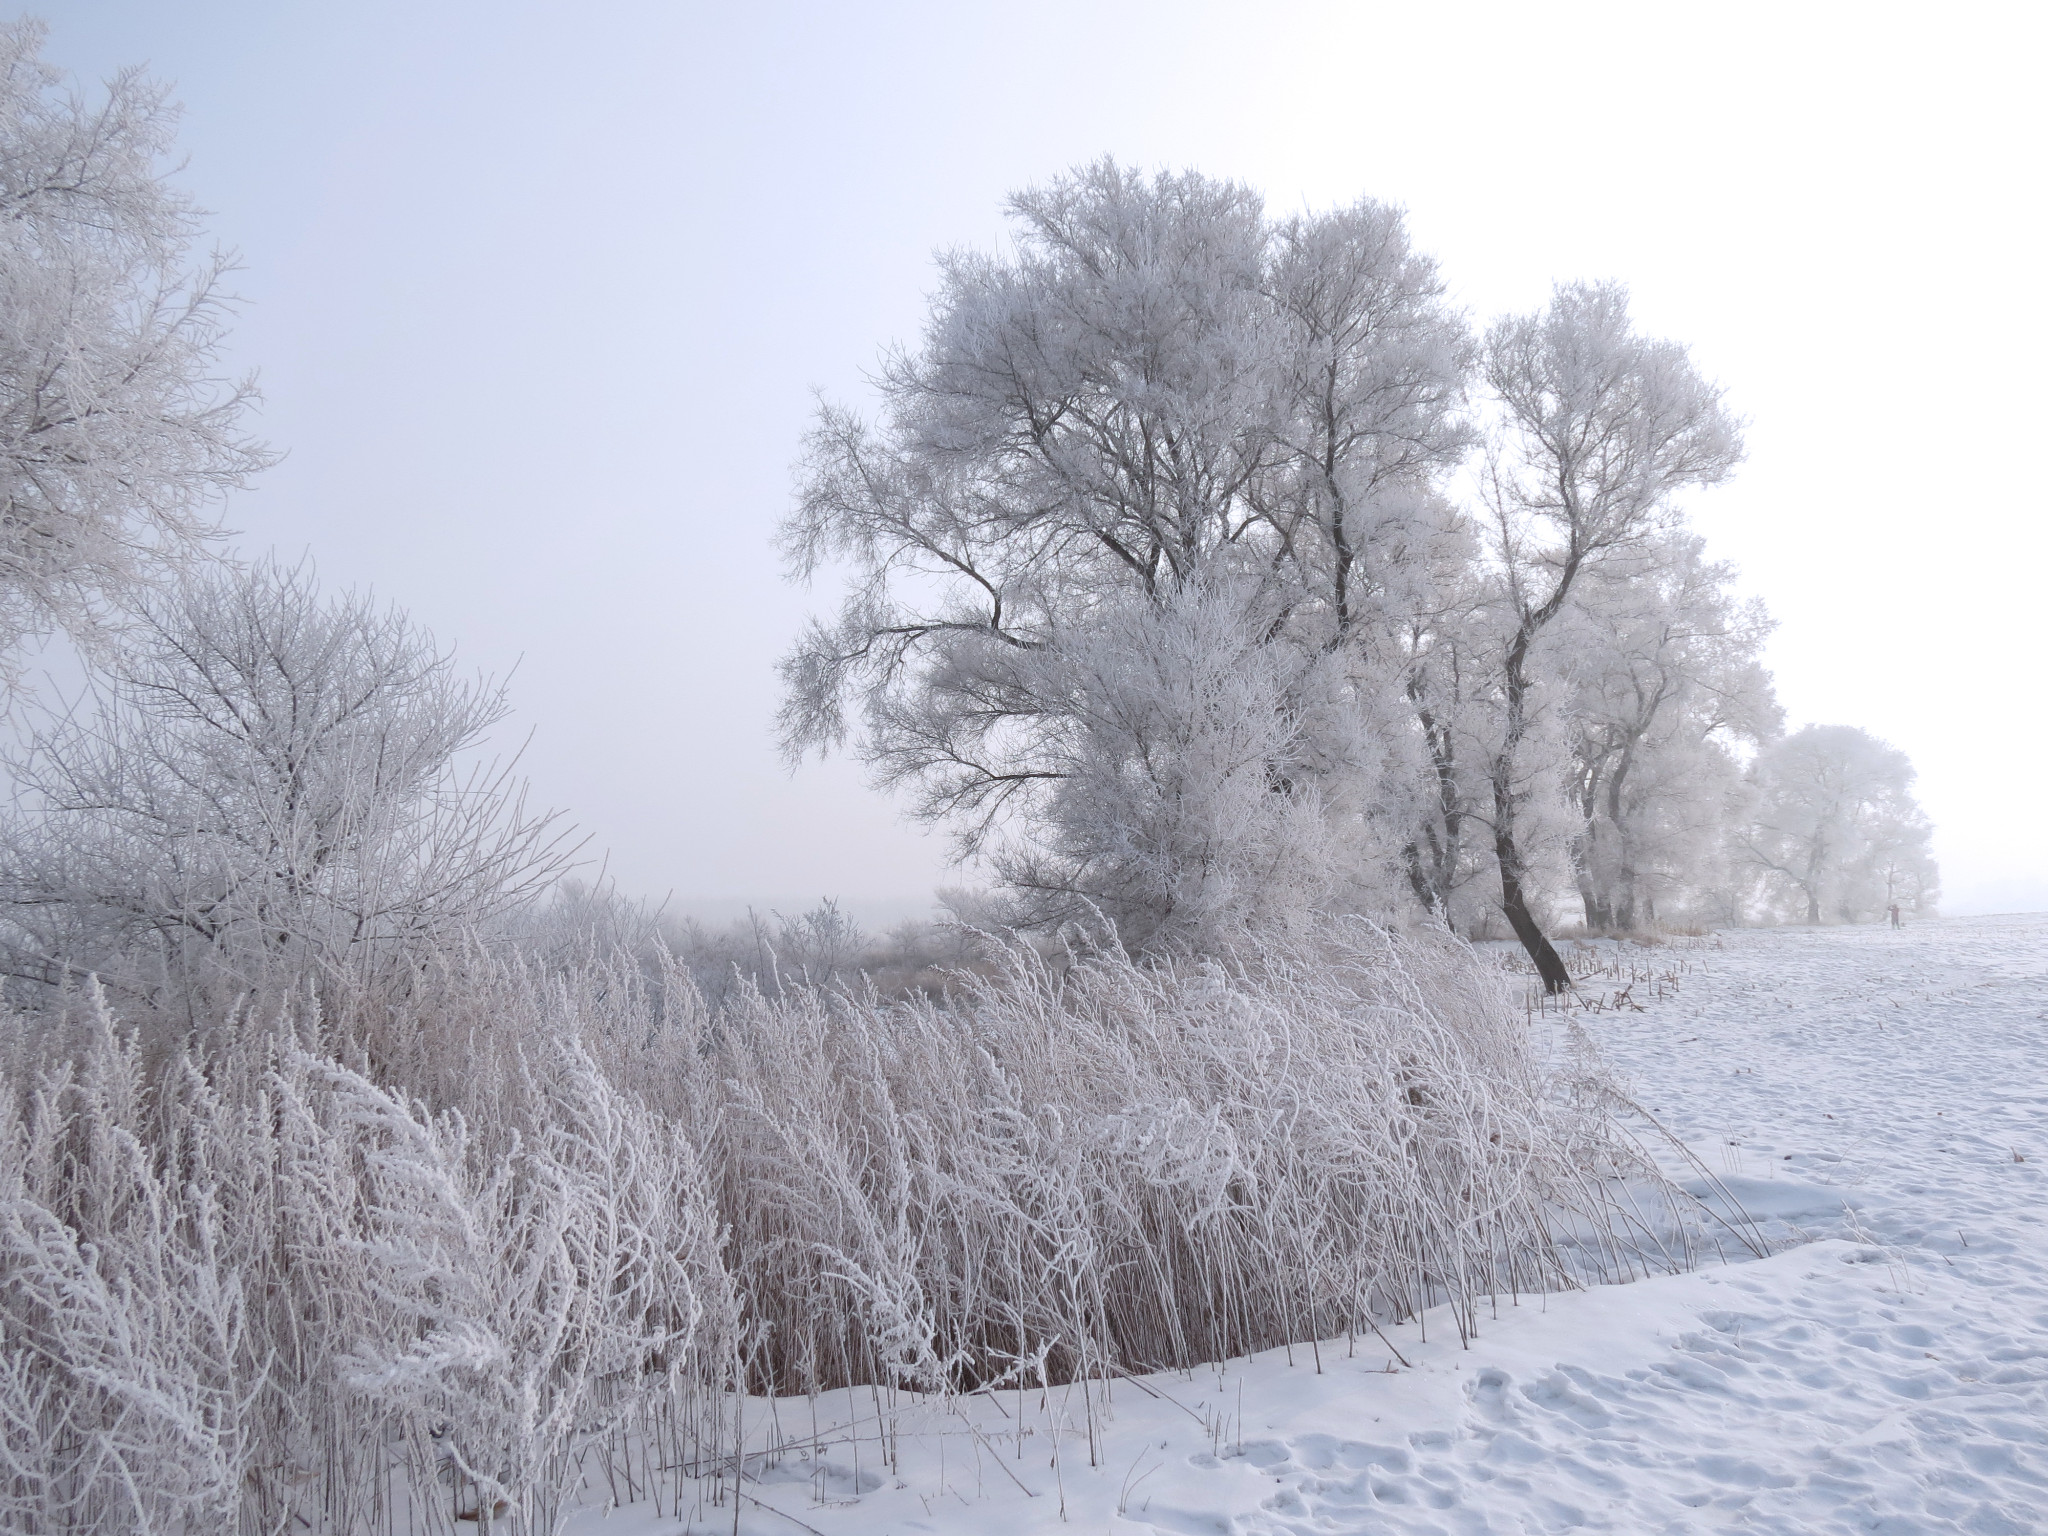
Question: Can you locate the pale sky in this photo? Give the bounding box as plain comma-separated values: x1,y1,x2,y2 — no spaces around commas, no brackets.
44,0,2048,916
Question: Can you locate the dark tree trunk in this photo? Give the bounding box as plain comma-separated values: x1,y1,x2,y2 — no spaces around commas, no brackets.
1579,883,1614,934
1496,820,1572,991
1403,842,1450,930
1493,615,1574,993
1489,534,1595,994
1404,694,1466,928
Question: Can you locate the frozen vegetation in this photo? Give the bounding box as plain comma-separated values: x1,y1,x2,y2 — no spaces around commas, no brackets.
0,24,2020,1536
2,922,1712,1531
12,917,2035,1533
544,916,2041,1536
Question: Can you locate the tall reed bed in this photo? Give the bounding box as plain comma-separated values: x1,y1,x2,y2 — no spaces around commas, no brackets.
0,921,1690,1534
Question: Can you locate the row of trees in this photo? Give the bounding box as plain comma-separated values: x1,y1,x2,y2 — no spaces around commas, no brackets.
782,161,1936,985
0,30,1935,1016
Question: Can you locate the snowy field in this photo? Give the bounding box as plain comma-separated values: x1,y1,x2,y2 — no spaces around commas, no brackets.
565,914,2048,1536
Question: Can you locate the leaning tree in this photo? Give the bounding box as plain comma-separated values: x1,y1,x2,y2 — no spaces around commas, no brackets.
1474,282,1743,987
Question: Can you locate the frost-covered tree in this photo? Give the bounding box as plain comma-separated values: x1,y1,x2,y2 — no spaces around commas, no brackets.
780,161,1471,947
0,23,266,665
1384,551,1495,931
781,167,1937,959
1260,205,1474,649
1474,283,1743,985
984,580,1371,948
0,559,573,1006
1742,724,1936,923
1561,536,1779,931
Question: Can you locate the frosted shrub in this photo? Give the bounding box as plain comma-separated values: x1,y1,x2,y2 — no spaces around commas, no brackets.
697,918,1682,1395
0,1012,259,1534
317,1039,729,1533
0,989,736,1535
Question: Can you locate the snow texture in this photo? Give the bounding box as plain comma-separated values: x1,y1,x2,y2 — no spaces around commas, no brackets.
563,914,2047,1536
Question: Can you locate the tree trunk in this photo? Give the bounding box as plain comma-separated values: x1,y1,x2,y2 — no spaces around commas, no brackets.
1405,695,1464,927
1802,840,1826,925
1497,821,1572,992
1491,566,1583,995
1568,789,1606,932
1606,738,1641,933
1570,823,1613,932
1403,842,1453,931
1575,870,1613,934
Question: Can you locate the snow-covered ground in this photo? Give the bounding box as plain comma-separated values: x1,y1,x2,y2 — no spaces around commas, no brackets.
567,914,2048,1536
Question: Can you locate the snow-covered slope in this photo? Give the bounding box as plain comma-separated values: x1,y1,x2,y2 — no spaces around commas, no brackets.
568,915,2048,1536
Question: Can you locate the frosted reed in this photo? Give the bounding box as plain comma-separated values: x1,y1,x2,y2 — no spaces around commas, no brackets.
0,920,1691,1533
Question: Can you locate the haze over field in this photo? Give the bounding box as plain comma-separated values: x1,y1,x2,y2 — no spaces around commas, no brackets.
39,0,2047,916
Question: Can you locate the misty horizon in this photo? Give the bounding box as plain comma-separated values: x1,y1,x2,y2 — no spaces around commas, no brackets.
30,0,2046,920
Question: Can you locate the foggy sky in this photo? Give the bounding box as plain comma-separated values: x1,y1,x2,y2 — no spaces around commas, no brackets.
42,0,2048,917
